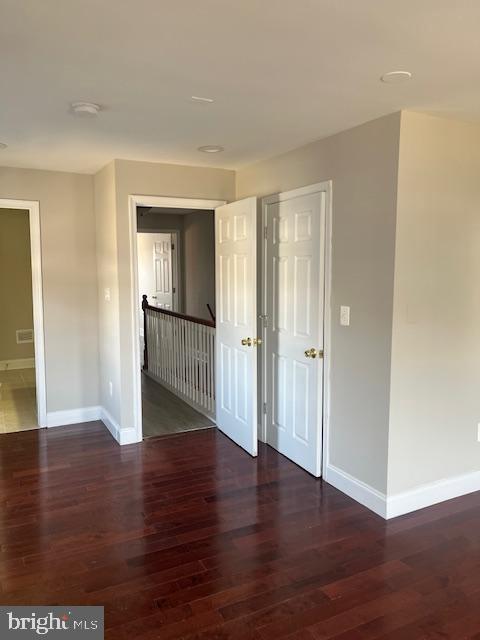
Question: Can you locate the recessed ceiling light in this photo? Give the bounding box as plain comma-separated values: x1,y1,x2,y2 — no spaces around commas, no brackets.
0,142,7,149
198,145,224,153
70,101,102,117
380,71,412,84
191,96,214,104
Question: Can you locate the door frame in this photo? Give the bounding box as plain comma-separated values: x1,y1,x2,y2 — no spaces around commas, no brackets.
0,198,47,428
260,181,332,477
128,195,226,441
137,229,181,312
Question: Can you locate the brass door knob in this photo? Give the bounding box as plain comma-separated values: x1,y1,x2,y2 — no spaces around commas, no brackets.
241,338,252,347
253,338,262,346
305,348,324,359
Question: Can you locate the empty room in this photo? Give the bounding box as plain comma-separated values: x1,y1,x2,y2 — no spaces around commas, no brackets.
0,1,479,639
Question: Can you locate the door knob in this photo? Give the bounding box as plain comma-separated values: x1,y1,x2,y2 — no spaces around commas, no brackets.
305,348,324,359
253,338,262,346
241,338,252,347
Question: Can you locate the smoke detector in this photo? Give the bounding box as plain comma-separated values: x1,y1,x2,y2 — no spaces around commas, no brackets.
70,102,102,117
380,71,412,84
198,145,224,153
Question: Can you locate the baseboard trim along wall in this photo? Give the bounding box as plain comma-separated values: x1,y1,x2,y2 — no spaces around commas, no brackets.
46,406,102,428
46,406,139,445
100,407,139,445
324,464,387,518
386,469,480,519
325,463,480,520
0,358,35,371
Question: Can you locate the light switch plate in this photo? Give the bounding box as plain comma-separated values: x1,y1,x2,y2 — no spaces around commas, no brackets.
340,305,350,326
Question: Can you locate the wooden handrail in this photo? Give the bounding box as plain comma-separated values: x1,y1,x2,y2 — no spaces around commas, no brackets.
142,295,215,328
206,303,216,323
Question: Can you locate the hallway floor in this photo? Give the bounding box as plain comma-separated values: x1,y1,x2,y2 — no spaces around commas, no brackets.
0,423,480,639
141,372,214,438
0,368,37,433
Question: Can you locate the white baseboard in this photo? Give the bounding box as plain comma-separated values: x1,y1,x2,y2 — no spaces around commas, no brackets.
100,407,140,445
324,463,387,518
0,358,35,371
325,463,480,520
386,470,480,519
46,406,101,428
46,405,140,445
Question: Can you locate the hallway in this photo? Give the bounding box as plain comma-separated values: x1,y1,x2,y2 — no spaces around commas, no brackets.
141,372,214,438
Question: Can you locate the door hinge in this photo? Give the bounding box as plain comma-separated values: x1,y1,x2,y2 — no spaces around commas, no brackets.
171,243,175,250
172,287,176,294
263,402,267,415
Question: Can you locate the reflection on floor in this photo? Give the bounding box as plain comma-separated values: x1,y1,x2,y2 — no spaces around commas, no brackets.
142,372,214,438
0,368,37,433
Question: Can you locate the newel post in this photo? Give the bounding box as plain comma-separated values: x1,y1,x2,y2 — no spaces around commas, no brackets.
142,294,148,370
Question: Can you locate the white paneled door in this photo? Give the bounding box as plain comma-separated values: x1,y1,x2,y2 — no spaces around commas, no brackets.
264,187,327,476
152,234,174,310
137,232,174,311
215,197,258,456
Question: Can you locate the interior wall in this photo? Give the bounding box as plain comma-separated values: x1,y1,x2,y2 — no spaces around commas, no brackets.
0,167,99,413
388,111,480,494
183,212,215,320
236,113,401,493
104,159,235,433
0,209,34,362
94,162,121,424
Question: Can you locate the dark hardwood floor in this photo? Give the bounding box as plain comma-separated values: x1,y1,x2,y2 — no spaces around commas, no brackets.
0,423,479,639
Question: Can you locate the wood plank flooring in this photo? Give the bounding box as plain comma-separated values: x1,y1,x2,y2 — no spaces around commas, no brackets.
0,423,479,639
142,373,214,438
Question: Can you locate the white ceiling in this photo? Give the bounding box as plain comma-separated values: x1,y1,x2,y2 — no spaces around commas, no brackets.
1,0,480,174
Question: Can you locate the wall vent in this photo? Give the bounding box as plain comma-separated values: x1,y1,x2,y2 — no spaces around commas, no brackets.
16,329,34,344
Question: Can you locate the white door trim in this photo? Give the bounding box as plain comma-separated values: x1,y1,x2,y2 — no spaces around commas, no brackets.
128,195,226,442
260,181,332,476
0,198,47,428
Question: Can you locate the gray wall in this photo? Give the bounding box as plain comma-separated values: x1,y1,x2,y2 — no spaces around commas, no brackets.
236,113,401,493
183,212,215,320
0,209,34,361
388,112,480,494
0,167,99,412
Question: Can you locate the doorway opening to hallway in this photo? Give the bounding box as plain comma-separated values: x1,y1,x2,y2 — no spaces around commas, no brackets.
135,203,217,438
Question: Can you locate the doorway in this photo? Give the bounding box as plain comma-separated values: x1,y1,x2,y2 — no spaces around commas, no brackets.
131,197,224,438
0,199,47,432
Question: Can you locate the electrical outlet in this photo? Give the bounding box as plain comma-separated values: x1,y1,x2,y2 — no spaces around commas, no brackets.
340,305,350,326
109,381,113,397
477,423,480,442
104,288,111,302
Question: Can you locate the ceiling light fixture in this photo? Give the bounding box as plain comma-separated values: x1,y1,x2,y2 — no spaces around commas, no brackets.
70,101,102,117
191,96,214,103
198,145,224,153
380,70,412,84
0,142,8,149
